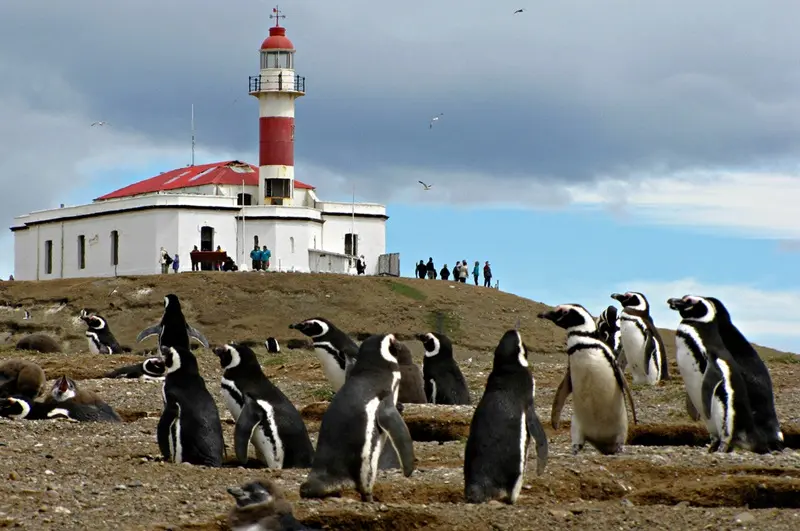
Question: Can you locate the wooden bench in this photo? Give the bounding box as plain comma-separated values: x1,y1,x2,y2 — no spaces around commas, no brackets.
190,251,227,271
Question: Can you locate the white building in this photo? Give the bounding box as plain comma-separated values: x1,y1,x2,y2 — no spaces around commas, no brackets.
10,12,390,281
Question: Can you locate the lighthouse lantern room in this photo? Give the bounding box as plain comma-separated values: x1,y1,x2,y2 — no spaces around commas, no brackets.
249,5,306,206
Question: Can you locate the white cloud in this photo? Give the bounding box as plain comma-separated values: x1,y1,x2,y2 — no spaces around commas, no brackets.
601,277,800,353
566,171,800,240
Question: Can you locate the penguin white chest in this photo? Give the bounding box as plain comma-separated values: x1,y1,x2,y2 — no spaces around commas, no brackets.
313,344,346,391
569,351,627,439
619,318,654,384
675,325,706,418
169,403,183,463
85,334,101,354
220,378,242,420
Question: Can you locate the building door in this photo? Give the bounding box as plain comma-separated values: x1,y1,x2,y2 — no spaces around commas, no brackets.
200,226,215,270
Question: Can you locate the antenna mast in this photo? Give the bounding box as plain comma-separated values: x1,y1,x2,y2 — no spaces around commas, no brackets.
191,103,196,166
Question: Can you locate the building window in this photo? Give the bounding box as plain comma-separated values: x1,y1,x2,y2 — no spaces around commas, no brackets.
290,124,295,140
254,235,259,247
290,236,295,254
110,230,119,266
265,179,290,198
344,233,358,256
237,193,252,205
200,226,214,251
44,240,53,274
78,235,86,269
313,235,316,249
280,52,292,69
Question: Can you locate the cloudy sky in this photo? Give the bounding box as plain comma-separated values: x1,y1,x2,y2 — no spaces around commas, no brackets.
2,1,799,351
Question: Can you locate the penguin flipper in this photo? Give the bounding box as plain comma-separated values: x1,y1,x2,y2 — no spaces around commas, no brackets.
551,366,572,430
157,402,179,461
376,394,415,477
642,330,655,376
613,364,638,425
526,403,549,475
616,349,628,373
187,326,210,348
136,325,161,343
233,395,263,465
685,392,701,421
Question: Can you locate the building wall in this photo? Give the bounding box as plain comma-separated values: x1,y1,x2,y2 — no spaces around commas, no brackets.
321,215,386,275
176,211,237,270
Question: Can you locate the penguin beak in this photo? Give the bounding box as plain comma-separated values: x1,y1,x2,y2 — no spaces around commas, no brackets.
288,323,297,330
610,293,625,302
414,333,428,342
212,346,225,357
667,297,690,311
536,310,559,322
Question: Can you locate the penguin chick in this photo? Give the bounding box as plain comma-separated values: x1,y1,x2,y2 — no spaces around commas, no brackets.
394,341,427,404
227,479,319,531
44,376,122,422
0,359,46,400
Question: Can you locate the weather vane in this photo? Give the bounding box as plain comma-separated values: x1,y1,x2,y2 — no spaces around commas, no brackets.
270,5,286,27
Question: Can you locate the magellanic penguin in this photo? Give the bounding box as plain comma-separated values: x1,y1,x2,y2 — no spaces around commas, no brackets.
552,305,624,429
415,332,471,405
265,337,281,354
43,376,122,422
538,304,638,455
158,345,225,467
299,334,415,503
137,294,210,351
0,359,46,400
667,295,771,454
79,309,129,354
103,358,166,380
0,396,72,420
394,341,427,404
213,343,314,469
611,291,670,385
227,479,320,531
464,329,548,505
288,317,358,391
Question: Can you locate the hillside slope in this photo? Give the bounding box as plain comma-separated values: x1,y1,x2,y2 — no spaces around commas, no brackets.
0,272,791,360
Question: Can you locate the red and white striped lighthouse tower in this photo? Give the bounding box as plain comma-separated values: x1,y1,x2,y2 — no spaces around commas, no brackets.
249,5,305,206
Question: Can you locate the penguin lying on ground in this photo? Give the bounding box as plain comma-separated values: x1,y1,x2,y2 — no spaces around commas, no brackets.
80,309,130,354
667,295,770,454
137,294,209,351
539,304,637,455
611,291,670,385
0,359,46,400
103,358,166,380
43,376,122,422
464,329,548,505
15,333,62,353
416,332,471,405
0,396,72,420
213,343,313,469
300,334,415,503
288,317,358,391
394,341,427,404
158,345,224,467
227,479,320,531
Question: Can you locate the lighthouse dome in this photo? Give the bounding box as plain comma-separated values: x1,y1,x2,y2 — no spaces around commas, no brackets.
261,26,294,50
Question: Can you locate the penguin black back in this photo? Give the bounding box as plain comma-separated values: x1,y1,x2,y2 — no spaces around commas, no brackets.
103,358,166,379
393,342,427,404
416,332,471,405
0,396,72,420
464,329,548,504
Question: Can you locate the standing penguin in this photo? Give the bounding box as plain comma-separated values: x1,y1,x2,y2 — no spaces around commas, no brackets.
288,317,359,391
79,309,128,354
299,334,415,502
158,345,224,467
103,358,166,380
43,376,122,422
667,295,772,453
539,304,637,455
415,332,471,405
611,291,670,385
464,329,548,504
137,294,209,351
213,343,314,468
394,341,427,404
226,479,320,531
0,359,46,400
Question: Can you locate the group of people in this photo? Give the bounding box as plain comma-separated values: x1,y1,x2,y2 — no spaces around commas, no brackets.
415,258,493,287
249,244,273,272
159,245,250,273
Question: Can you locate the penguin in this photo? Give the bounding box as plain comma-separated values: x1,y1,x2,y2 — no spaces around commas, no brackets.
212,343,314,469
667,295,771,454
288,317,358,391
415,332,471,405
552,305,625,428
15,332,62,353
79,309,128,354
103,358,166,380
0,359,46,400
538,304,637,455
43,376,122,422
226,479,320,531
265,337,281,354
157,344,224,467
0,396,73,421
299,334,415,503
23,310,31,320
610,291,670,385
464,329,548,505
137,294,210,351
394,341,427,404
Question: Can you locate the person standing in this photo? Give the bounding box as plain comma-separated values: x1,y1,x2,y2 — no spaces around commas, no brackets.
440,264,450,280
261,245,272,270
459,260,468,283
172,254,180,273
250,244,261,271
483,261,492,287
426,258,436,279
472,260,480,285
191,245,200,271
159,247,170,274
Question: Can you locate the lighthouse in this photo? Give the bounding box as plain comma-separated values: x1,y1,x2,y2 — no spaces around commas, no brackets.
249,6,305,206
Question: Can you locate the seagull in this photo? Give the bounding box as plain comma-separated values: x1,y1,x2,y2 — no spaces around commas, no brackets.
419,181,432,190
91,121,109,127
514,8,526,14
429,113,443,129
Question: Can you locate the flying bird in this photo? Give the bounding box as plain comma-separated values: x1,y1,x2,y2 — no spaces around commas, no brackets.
514,9,526,14
429,113,443,129
91,121,110,127
419,181,433,190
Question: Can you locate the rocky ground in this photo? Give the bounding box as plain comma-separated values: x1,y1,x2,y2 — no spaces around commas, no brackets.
0,273,799,530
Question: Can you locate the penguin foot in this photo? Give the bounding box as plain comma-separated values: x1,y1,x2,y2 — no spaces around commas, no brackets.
359,492,374,503
570,443,584,455
707,437,721,453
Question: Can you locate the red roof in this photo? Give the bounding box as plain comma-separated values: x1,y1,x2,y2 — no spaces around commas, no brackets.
261,26,294,50
95,160,314,201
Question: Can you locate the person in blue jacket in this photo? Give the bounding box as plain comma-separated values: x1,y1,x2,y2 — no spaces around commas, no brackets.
250,244,261,271
261,245,272,270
